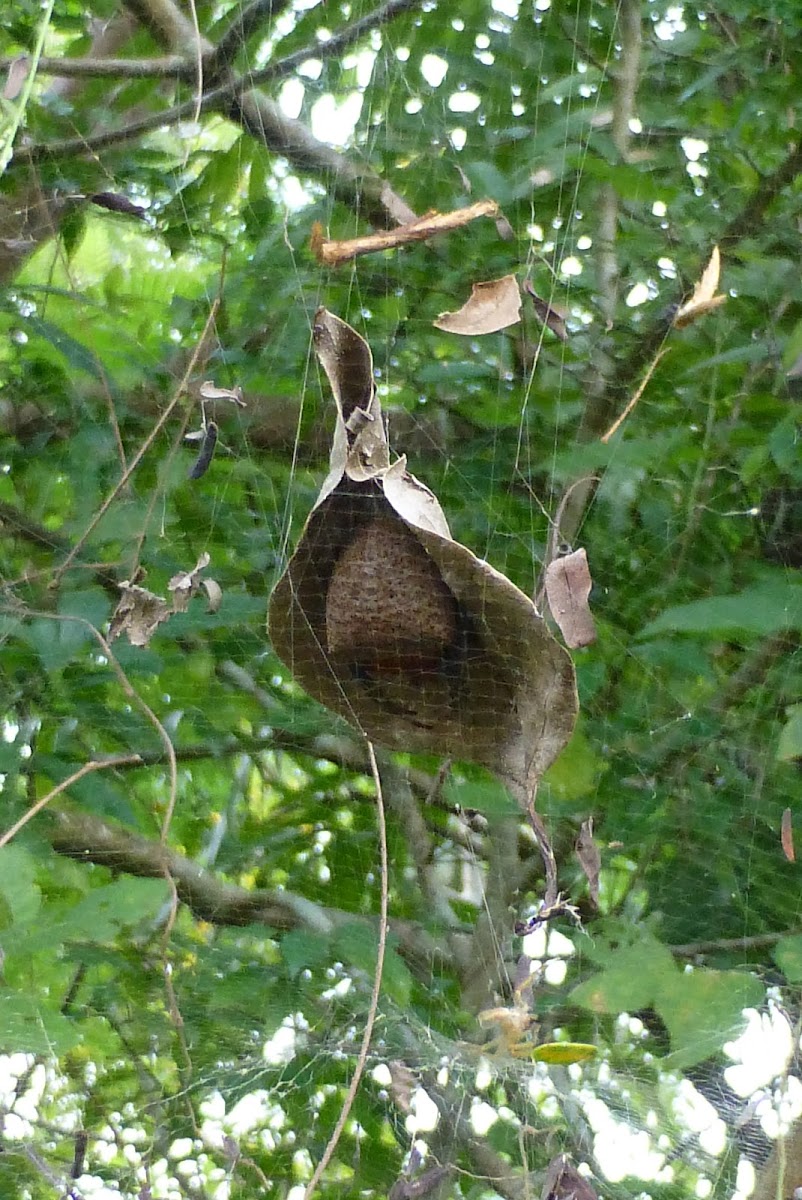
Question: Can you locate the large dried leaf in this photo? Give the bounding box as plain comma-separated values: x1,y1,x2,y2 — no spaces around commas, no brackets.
268,310,578,800
544,548,597,648
434,274,522,335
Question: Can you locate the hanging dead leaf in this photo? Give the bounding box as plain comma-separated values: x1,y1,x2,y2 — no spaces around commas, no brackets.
89,192,148,220
311,200,499,266
673,245,726,328
202,578,223,614
495,213,515,241
109,554,220,644
389,1166,450,1200
168,552,213,612
198,381,246,407
782,807,795,863
268,309,578,806
434,274,522,335
523,279,568,341
109,583,171,647
575,817,601,907
544,548,596,649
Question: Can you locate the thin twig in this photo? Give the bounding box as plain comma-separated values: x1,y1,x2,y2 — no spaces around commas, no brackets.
17,610,178,840
0,754,141,848
600,346,669,443
303,739,388,1199
52,297,220,584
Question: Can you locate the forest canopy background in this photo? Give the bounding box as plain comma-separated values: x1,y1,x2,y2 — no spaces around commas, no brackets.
1,1,802,1198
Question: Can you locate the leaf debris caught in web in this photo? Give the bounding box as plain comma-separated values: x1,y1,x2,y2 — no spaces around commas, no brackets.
3,55,29,101
168,552,221,613
89,192,148,220
673,245,726,328
523,279,568,341
198,380,246,407
109,583,171,647
543,1155,600,1200
434,273,522,335
310,199,500,266
110,554,222,646
544,547,597,649
575,816,601,907
781,807,795,863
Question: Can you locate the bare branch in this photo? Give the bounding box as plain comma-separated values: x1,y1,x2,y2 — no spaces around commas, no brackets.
206,0,295,79
0,754,142,849
18,0,418,228
0,52,187,78
47,808,453,978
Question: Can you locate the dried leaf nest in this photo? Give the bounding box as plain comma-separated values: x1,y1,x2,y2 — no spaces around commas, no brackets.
269,309,578,799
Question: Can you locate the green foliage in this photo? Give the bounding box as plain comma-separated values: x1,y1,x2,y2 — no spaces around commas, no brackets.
0,0,801,1197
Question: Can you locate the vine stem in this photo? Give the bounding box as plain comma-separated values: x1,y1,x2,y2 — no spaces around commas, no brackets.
0,0,55,177
303,739,388,1199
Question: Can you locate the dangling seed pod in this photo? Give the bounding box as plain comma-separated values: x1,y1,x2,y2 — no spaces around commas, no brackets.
268,309,578,803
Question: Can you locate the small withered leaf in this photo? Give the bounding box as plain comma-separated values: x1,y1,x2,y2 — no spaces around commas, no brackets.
202,577,223,614
109,583,170,647
781,807,795,863
575,816,601,907
3,55,29,101
198,380,246,407
542,1155,600,1200
673,245,726,328
168,552,212,611
434,273,522,335
544,547,597,648
523,279,569,341
89,192,148,220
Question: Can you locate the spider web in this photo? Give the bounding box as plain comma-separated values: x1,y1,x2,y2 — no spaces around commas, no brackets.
0,1,801,1199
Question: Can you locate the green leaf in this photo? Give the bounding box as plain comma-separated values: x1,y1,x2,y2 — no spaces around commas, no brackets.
659,967,763,1070
58,878,169,942
0,845,41,927
640,582,802,639
281,929,330,977
332,923,413,1008
0,995,81,1055
24,314,102,378
773,934,802,982
778,706,802,762
442,773,518,818
571,932,675,1014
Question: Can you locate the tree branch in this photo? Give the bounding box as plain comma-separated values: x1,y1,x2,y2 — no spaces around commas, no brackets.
0,499,120,594
18,0,418,228
47,807,455,979
205,0,295,79
0,53,187,77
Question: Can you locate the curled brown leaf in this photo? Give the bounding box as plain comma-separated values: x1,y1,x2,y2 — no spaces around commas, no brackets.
434,273,522,335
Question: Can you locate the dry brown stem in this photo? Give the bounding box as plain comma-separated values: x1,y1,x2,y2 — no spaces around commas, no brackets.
310,200,500,265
